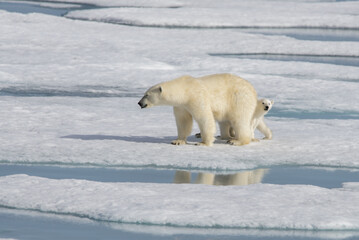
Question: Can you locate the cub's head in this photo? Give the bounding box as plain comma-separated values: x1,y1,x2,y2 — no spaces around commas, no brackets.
259,98,274,113
138,85,163,109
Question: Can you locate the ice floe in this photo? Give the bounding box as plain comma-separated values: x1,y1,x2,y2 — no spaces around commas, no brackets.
0,96,358,171
0,174,358,230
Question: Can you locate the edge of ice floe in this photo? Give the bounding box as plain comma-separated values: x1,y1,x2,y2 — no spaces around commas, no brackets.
65,13,359,30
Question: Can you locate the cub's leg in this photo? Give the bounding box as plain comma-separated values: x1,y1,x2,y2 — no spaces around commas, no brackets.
219,122,232,140
172,107,193,145
229,127,235,138
257,119,272,140
251,118,260,142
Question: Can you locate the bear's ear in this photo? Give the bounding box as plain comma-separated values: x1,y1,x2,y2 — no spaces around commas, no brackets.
271,100,274,105
152,86,162,94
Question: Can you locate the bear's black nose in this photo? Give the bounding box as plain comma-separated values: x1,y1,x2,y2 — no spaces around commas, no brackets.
138,101,147,109
264,106,269,111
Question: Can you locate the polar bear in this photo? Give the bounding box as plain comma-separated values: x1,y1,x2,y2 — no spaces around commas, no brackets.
138,73,257,146
228,98,273,141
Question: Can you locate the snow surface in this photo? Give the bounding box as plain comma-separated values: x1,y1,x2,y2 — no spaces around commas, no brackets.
0,0,359,234
0,174,358,230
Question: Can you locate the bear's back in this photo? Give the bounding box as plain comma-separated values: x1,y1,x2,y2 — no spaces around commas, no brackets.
198,74,256,95
197,73,257,121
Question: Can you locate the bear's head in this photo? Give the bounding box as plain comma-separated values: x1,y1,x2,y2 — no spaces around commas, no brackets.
259,98,274,113
138,85,163,109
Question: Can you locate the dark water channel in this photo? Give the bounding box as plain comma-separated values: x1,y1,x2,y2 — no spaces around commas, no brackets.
0,0,101,17
209,53,359,67
1,164,358,189
0,1,79,16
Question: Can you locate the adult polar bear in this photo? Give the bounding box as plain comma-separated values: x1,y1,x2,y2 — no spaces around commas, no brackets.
138,73,257,146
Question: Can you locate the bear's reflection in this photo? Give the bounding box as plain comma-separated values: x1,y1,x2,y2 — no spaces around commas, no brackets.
174,169,268,186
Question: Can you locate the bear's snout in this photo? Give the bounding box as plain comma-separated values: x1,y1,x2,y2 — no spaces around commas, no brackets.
264,106,269,111
138,99,147,109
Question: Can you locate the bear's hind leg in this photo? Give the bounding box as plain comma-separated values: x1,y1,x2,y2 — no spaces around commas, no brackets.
172,107,193,145
228,114,253,146
228,122,252,146
228,93,257,146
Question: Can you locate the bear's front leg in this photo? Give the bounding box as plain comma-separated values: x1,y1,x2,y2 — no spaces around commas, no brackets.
195,120,215,146
172,107,193,145
190,105,215,146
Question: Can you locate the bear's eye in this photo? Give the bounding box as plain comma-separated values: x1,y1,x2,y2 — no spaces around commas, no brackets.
262,102,264,104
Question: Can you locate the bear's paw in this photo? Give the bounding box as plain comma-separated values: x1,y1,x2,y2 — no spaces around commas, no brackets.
195,142,213,147
171,140,187,145
227,140,248,146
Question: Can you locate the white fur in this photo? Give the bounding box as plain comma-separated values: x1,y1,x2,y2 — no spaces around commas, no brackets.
138,74,257,146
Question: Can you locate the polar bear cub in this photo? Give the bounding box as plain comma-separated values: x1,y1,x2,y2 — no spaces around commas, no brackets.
138,74,258,146
250,98,274,141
